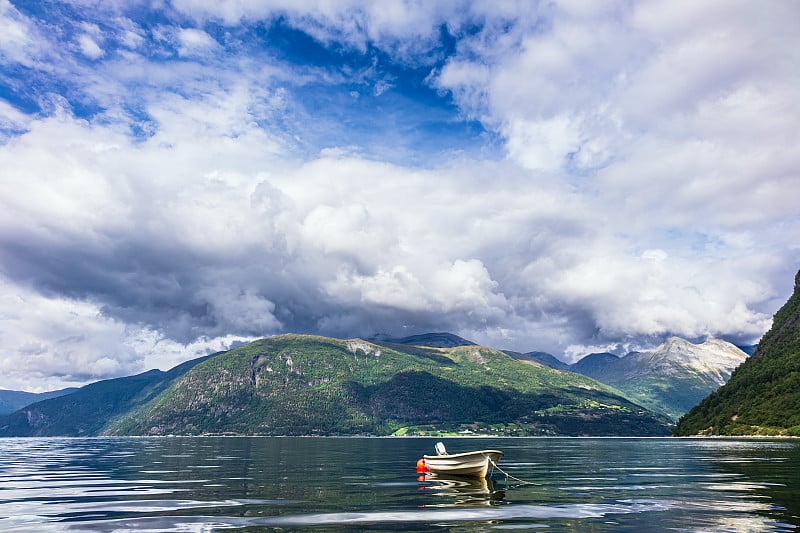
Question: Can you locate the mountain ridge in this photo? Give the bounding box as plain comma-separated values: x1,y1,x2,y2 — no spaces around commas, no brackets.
507,350,570,371
0,334,671,437
570,352,621,381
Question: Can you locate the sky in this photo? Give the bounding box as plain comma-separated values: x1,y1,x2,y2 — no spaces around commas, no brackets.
1,0,798,392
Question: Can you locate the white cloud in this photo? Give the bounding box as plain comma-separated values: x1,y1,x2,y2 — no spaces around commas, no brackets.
503,115,581,171
0,99,31,133
433,0,800,224
0,277,141,391
435,60,490,119
112,16,146,49
176,27,219,57
75,22,105,60
0,0,798,390
0,273,261,391
327,258,508,321
430,259,507,317
172,0,453,55
198,287,282,334
0,0,49,66
537,245,775,344
301,203,394,265
78,34,104,59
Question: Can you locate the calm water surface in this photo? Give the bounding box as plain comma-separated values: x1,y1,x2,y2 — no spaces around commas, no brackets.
0,437,798,531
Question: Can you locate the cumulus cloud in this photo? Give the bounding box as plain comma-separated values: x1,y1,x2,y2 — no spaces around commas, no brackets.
0,0,798,389
172,0,454,56
77,34,104,59
0,277,140,391
0,99,30,135
176,28,219,57
0,0,49,66
76,22,105,59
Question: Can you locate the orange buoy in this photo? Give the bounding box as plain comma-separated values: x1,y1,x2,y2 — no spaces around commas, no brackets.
416,457,428,473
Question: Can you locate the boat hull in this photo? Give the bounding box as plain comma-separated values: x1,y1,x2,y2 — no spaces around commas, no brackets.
423,450,503,477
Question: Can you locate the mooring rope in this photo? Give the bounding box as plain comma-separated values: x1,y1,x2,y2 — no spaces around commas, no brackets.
488,456,538,486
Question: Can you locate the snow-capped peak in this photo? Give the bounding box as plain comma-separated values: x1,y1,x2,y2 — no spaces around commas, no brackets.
631,337,748,385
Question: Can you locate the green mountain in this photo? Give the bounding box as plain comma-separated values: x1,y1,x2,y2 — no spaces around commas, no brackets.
569,338,747,421
0,387,77,416
0,334,671,437
674,270,800,436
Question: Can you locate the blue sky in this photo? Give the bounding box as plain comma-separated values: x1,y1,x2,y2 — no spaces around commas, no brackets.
3,1,493,162
1,0,798,391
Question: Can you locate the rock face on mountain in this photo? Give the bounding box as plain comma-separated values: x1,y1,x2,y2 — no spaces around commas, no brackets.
570,337,748,421
0,334,672,437
674,270,800,436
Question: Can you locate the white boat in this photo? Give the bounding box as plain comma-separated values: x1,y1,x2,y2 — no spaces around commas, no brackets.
420,443,503,478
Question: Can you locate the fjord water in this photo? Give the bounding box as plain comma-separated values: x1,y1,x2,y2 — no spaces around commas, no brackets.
1,437,798,531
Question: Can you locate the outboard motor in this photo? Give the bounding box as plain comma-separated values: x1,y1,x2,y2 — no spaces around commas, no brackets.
434,441,447,456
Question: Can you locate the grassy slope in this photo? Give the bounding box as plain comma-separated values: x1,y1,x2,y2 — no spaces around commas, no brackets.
674,273,800,436
105,334,671,436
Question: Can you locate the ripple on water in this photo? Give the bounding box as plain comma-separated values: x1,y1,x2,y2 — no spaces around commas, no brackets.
1,500,676,532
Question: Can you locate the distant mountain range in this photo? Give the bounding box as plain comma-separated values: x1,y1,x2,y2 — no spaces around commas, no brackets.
508,351,571,371
0,334,671,437
509,338,748,421
0,355,215,436
573,338,747,421
0,387,77,416
674,270,800,436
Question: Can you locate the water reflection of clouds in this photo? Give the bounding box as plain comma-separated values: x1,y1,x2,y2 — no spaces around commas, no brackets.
686,440,795,452
558,485,670,491
705,481,784,492
715,457,788,463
